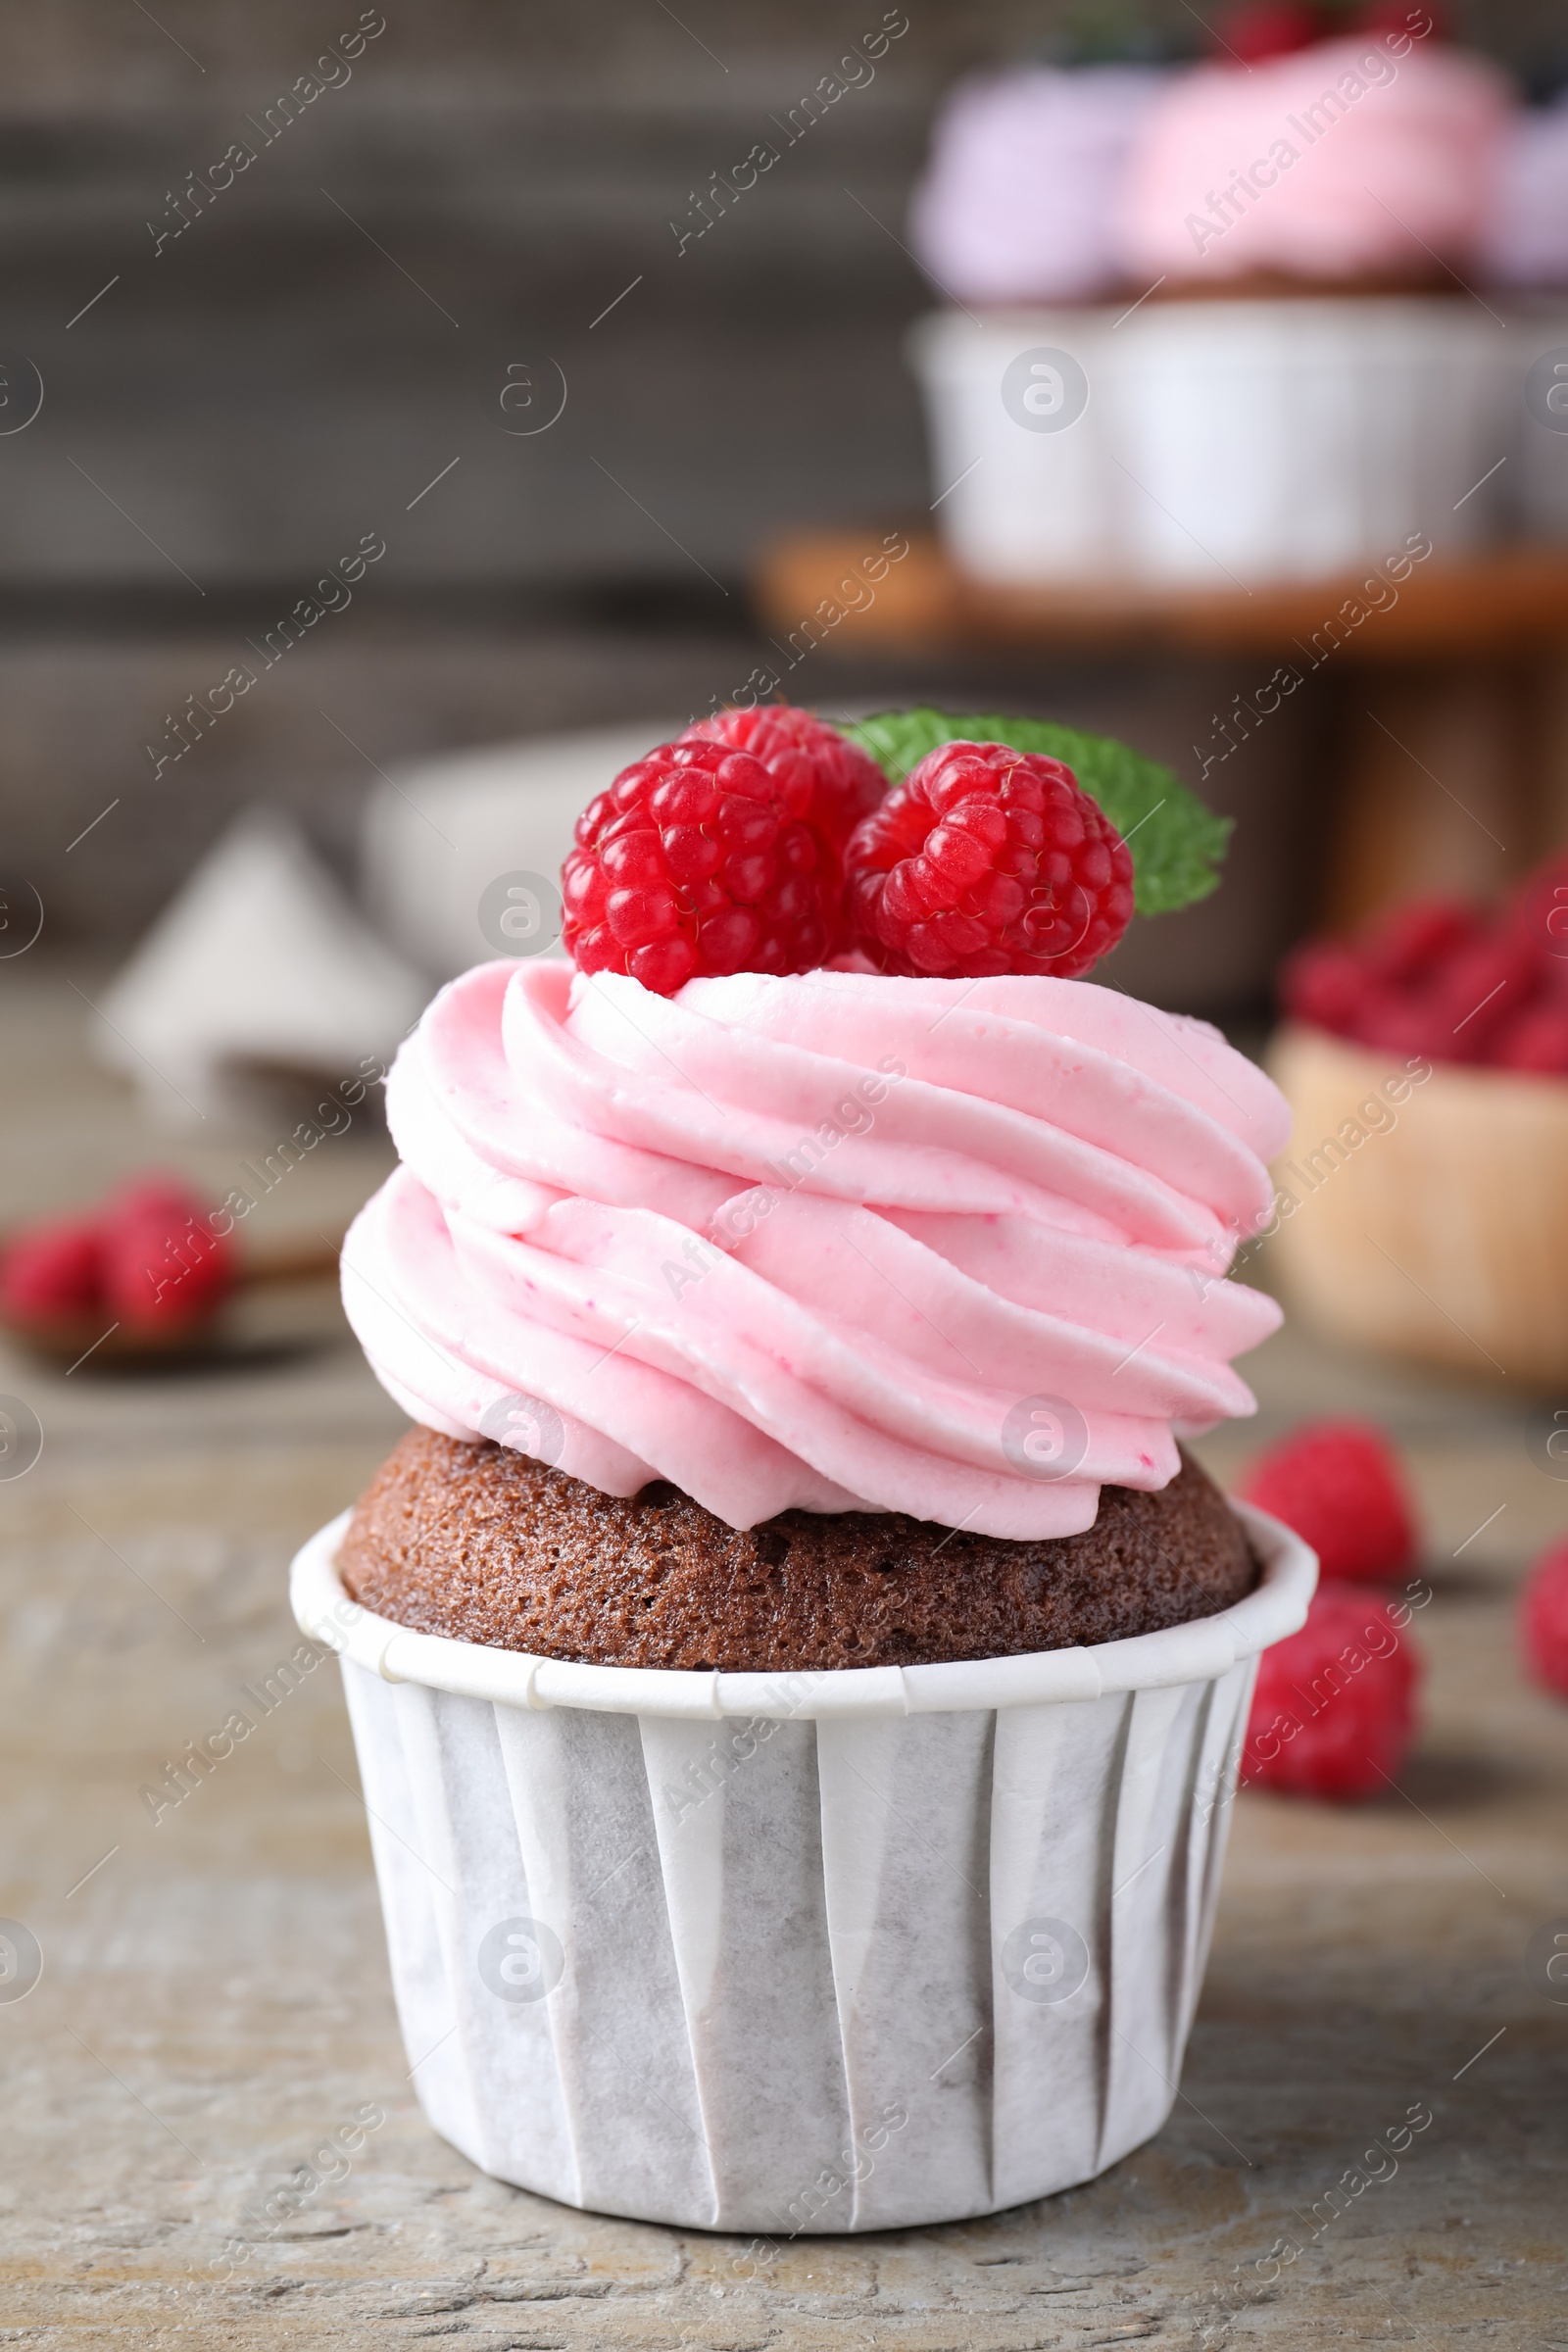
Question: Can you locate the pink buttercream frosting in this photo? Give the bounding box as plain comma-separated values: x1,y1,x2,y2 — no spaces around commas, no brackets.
1116,36,1511,285
342,960,1289,1539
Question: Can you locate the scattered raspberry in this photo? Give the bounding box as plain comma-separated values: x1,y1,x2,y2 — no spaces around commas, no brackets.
842,740,1135,981
1521,1541,1568,1699
683,706,886,857
100,1178,234,1328
1243,1584,1421,1800
1239,1417,1417,1581
0,1216,102,1320
1491,1001,1568,1075
562,738,833,997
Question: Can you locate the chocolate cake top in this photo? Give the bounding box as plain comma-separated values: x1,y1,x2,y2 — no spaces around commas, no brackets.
337,1427,1256,1674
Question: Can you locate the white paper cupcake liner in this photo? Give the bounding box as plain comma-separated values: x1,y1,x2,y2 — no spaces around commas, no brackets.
910,301,1510,588
292,1501,1315,2231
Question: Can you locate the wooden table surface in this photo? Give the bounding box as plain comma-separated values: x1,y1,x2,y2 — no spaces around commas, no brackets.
2,956,1566,2347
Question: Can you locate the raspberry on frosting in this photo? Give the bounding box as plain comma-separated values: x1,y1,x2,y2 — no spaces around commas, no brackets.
682,705,886,858
562,737,834,997
681,705,888,956
843,739,1135,980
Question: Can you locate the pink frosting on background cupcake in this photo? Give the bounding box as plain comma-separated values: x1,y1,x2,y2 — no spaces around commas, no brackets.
1483,90,1568,287
909,65,1166,304
1116,34,1511,286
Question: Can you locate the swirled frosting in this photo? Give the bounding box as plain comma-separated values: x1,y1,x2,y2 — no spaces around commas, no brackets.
343,960,1289,1539
1116,38,1510,285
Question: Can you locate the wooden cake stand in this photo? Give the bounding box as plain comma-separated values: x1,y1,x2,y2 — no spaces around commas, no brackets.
753,532,1568,928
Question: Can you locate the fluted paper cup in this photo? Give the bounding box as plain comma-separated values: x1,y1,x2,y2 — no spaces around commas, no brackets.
907,308,1118,584
1107,297,1509,584
910,299,1510,588
292,1501,1314,2232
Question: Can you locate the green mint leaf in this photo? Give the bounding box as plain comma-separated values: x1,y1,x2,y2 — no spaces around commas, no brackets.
844,708,1231,918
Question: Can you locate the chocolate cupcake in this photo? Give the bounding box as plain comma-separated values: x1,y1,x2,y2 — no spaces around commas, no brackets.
339,1428,1257,1672
293,713,1317,2231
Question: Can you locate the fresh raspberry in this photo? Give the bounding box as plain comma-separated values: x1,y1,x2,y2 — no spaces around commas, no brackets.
100,1178,233,1328
682,706,887,953
842,740,1135,981
1520,1541,1568,1699
682,707,886,856
562,738,832,997
0,1216,103,1320
1243,1585,1421,1800
1239,1417,1417,1581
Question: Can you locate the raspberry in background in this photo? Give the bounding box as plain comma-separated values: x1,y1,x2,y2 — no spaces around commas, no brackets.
1244,1584,1421,1800
843,739,1135,981
1506,851,1568,969
562,737,834,997
1277,858,1568,1076
0,1216,102,1320
1520,1540,1568,1699
100,1178,234,1327
0,1177,234,1333
1239,1417,1417,1581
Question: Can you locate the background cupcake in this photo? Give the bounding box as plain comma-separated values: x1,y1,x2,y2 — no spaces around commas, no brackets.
1116,22,1509,294
905,24,1176,584
908,5,1520,585
1484,79,1568,542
